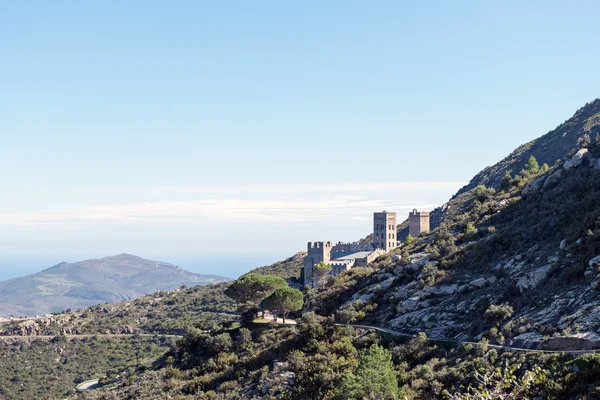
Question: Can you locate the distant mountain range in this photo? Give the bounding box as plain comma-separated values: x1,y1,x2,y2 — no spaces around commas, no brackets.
0,253,229,317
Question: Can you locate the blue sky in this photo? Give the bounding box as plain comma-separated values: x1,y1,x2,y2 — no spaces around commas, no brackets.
1,1,599,278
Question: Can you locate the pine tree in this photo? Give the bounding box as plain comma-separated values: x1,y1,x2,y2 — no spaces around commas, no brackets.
464,222,478,239
525,155,540,174
500,171,512,191
312,261,332,287
336,344,399,399
260,287,303,323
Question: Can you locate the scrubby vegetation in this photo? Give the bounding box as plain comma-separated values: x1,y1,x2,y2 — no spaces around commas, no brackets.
0,335,173,399
0,283,238,337
69,315,600,399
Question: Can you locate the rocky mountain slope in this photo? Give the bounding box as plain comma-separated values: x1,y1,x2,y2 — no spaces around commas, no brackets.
424,99,600,231
310,132,600,351
458,99,600,194
0,253,228,317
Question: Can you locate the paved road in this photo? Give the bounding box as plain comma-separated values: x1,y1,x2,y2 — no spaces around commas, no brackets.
76,379,100,392
340,323,600,355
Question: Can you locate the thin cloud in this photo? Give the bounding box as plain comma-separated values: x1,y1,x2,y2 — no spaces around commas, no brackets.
0,181,463,227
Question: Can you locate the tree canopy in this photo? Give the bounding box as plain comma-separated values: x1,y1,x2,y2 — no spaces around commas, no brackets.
525,155,540,174
312,261,332,287
224,274,288,305
260,287,304,323
336,344,399,399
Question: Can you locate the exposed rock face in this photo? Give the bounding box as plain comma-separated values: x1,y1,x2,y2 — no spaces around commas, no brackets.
542,333,600,351
253,361,295,398
397,296,420,313
516,265,552,293
563,148,589,170
522,175,547,195
511,332,546,349
469,278,488,289
589,256,600,268
543,168,564,189
393,253,431,274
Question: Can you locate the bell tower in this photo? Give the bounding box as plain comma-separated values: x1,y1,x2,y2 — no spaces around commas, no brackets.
373,211,396,252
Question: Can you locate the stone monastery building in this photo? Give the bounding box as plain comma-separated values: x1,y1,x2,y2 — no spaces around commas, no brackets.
303,209,430,286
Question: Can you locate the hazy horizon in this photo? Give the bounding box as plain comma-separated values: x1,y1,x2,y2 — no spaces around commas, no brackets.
2,2,600,276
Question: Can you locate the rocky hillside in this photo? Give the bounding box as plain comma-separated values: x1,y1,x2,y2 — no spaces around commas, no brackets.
309,136,600,351
0,254,228,317
0,253,303,338
422,99,600,231
459,99,600,194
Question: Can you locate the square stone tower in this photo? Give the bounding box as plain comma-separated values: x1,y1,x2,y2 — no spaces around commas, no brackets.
409,209,430,237
373,211,397,252
303,241,332,287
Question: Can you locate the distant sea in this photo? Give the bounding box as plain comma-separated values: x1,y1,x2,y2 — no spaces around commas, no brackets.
0,253,292,282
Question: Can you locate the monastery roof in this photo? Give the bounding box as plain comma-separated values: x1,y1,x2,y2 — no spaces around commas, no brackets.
331,251,372,261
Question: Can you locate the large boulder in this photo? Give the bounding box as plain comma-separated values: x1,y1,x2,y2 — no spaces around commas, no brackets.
522,175,547,195
563,149,589,170
516,265,551,293
396,296,420,313
542,332,600,351
511,332,545,349
543,168,564,189
422,284,458,296
589,255,600,268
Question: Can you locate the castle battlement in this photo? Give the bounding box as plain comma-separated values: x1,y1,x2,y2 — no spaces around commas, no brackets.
409,209,430,217
307,241,332,249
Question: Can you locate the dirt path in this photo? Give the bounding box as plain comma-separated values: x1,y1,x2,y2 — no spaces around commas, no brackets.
0,333,182,342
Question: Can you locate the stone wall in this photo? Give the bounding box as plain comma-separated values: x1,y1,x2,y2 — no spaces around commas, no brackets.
303,241,332,287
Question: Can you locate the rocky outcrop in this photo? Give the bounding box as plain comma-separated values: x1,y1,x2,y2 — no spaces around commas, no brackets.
522,175,547,195
253,361,295,399
516,265,551,292
511,332,545,349
543,168,564,190
563,149,589,170
393,253,431,274
542,332,600,351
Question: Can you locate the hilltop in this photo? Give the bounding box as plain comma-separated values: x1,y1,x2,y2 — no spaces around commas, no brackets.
457,99,600,194
0,253,229,317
